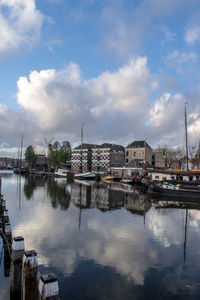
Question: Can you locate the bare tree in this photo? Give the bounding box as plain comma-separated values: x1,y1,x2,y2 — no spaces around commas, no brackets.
189,143,200,169
166,147,185,169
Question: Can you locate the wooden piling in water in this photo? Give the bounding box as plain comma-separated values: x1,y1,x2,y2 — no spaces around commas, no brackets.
10,236,25,299
3,237,11,277
22,250,39,300
0,188,60,299
1,200,6,215
39,273,59,300
3,209,9,224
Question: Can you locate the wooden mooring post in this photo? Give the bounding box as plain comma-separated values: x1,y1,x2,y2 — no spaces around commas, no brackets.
22,250,39,300
0,183,60,300
10,236,25,299
39,273,59,300
0,194,12,278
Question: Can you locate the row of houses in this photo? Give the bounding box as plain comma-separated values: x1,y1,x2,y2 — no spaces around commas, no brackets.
71,140,168,173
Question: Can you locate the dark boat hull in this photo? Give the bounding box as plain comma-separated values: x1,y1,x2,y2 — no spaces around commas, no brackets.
148,184,200,200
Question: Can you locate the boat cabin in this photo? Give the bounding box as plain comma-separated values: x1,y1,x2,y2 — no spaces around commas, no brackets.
149,170,200,183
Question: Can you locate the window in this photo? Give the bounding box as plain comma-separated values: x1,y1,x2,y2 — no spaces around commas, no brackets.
126,159,128,163
126,151,129,156
134,152,136,157
155,176,159,179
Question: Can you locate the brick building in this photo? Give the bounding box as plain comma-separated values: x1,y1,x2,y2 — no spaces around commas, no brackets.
152,148,168,168
71,143,124,173
91,143,124,172
125,141,152,164
71,144,97,173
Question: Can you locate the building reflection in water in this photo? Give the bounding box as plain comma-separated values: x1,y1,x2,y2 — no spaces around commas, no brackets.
22,175,152,216
2,173,200,299
70,180,151,215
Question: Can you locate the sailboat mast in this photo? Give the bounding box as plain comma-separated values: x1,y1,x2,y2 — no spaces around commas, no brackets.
183,209,188,265
80,124,84,173
20,135,24,169
184,103,189,171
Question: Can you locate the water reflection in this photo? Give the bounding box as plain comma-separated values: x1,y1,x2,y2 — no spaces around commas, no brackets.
47,178,70,210
1,174,200,299
70,180,150,214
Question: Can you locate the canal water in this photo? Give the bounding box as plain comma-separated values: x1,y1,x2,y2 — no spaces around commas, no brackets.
1,173,200,299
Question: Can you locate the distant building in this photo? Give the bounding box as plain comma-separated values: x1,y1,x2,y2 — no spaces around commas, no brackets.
125,141,152,165
0,157,19,169
71,143,125,173
35,154,48,169
91,143,125,172
111,159,152,179
71,143,97,173
152,148,168,168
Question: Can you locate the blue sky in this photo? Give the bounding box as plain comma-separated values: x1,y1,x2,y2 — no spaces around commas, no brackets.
1,0,200,156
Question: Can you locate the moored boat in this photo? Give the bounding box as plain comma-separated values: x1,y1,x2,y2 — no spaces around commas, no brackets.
120,178,134,185
73,172,96,180
55,168,74,178
101,176,114,182
148,182,200,200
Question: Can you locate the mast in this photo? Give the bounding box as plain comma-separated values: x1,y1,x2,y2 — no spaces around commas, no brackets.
80,124,84,173
183,209,188,266
78,184,82,232
20,135,24,169
184,103,189,171
17,148,20,167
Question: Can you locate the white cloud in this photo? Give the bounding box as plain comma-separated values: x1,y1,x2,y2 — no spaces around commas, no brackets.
0,56,200,155
185,27,200,44
149,93,183,128
149,93,187,145
0,0,43,53
166,50,198,68
16,57,158,145
99,0,197,58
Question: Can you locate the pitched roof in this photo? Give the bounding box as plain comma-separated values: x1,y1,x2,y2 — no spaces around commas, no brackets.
126,140,151,149
74,143,98,150
126,159,152,168
99,143,124,153
74,143,124,152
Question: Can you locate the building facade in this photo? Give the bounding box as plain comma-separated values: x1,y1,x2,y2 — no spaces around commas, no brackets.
125,141,152,164
72,143,125,173
71,144,97,173
91,143,124,172
152,148,168,168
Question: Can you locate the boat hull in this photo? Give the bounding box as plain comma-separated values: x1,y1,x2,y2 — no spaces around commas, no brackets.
73,172,96,180
148,184,200,200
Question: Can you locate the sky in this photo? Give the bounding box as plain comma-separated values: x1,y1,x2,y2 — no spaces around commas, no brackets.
1,0,200,157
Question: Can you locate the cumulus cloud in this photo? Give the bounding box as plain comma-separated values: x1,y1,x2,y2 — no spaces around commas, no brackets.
149,91,200,146
16,57,158,146
0,0,43,53
0,56,200,155
149,93,183,128
149,93,186,145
